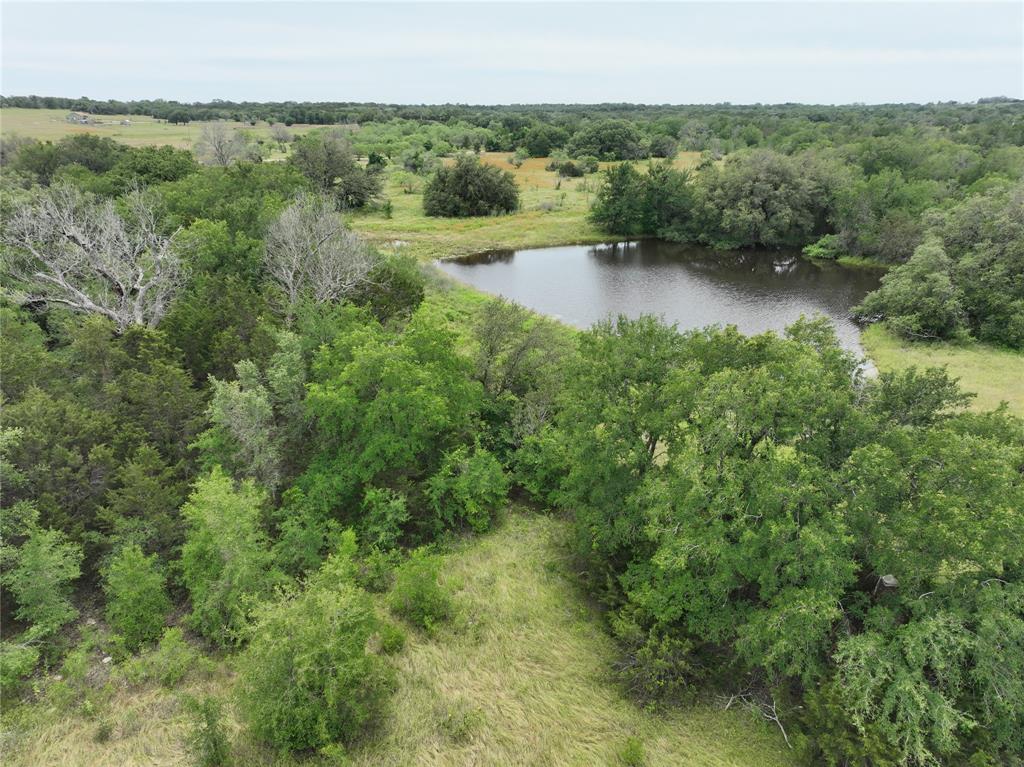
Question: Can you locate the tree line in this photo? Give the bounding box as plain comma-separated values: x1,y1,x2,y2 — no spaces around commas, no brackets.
589,146,1024,348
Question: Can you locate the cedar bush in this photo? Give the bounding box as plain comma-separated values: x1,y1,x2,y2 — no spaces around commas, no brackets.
423,155,519,217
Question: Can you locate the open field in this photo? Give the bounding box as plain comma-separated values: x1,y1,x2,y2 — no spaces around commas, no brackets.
862,323,1024,416
0,107,315,157
348,151,704,260
2,513,793,767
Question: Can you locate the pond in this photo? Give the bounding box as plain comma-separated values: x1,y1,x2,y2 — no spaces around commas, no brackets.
436,240,883,356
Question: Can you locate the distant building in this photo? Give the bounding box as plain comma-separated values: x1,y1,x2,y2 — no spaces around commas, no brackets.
66,111,91,124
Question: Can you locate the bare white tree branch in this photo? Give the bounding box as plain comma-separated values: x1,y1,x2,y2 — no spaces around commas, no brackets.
195,121,251,166
1,184,186,331
263,193,379,320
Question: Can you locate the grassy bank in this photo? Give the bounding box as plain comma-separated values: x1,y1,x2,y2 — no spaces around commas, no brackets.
862,323,1024,416
3,513,794,767
351,152,704,260
347,155,605,261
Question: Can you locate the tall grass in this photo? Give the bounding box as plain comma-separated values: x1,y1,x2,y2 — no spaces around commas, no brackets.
2,513,793,767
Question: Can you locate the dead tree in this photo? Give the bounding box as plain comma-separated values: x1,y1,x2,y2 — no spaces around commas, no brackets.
1,184,185,331
263,193,378,320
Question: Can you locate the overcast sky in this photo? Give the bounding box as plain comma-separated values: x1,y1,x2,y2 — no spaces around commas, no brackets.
2,1,1021,104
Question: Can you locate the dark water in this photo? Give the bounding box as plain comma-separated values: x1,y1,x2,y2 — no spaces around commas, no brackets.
437,240,882,355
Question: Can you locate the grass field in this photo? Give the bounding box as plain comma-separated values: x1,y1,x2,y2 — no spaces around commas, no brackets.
2,513,794,767
0,107,315,158
349,151,705,261
862,323,1024,416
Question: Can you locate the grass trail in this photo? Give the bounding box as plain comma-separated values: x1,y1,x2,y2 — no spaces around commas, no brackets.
2,513,794,767
349,513,793,767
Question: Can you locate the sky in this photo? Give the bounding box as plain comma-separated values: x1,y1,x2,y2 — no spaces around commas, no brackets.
1,1,1021,105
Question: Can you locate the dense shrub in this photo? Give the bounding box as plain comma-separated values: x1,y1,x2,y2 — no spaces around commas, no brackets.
423,155,519,217
237,544,392,751
534,314,1024,766
426,444,509,533
118,627,213,688
0,640,40,699
360,487,409,549
388,548,453,632
180,469,278,645
184,696,231,767
103,544,171,652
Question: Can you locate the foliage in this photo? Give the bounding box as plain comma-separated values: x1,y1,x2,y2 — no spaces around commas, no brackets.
802,233,844,260
388,548,453,632
348,252,426,323
289,129,381,209
855,237,967,340
0,640,41,700
195,361,282,492
590,162,695,240
236,541,392,751
426,444,509,533
423,155,519,217
117,627,213,688
360,487,409,549
857,181,1024,348
179,468,278,645
184,696,231,767
618,736,646,767
103,544,171,652
1,524,83,635
533,313,1024,766
302,305,483,539
567,119,648,160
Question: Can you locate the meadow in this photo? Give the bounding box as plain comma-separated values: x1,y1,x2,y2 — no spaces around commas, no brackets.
0,107,314,157
862,323,1024,416
3,513,794,767
347,152,703,260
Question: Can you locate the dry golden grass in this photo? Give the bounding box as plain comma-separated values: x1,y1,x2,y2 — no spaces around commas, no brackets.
862,324,1024,417
3,513,793,767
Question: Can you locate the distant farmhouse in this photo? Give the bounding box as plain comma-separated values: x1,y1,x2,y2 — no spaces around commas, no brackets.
66,111,92,124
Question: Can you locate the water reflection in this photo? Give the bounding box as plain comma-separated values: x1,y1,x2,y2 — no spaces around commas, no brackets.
437,240,881,356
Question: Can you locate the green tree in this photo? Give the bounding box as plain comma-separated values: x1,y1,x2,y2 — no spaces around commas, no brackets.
289,130,382,209
237,537,392,751
590,163,648,236
103,544,171,651
855,237,967,340
1,525,83,635
567,119,648,160
179,469,277,645
302,306,483,537
423,155,519,217
696,149,822,248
